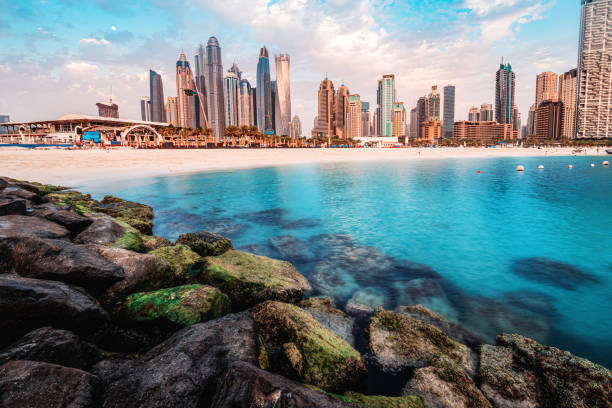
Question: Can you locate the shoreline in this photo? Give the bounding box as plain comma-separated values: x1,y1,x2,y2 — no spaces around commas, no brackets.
0,146,608,185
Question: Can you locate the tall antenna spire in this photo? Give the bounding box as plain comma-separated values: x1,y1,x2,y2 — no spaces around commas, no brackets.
110,85,113,104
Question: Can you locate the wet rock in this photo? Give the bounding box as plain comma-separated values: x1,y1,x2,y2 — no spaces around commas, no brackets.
0,274,110,347
97,195,154,234
269,235,316,264
211,361,360,408
341,391,425,408
0,214,70,240
396,305,484,349
502,291,556,316
33,206,93,236
402,356,492,408
92,312,258,408
74,216,125,245
512,257,600,290
299,297,357,348
281,217,320,230
118,284,230,329
203,217,251,238
47,190,100,215
310,261,359,303
393,278,458,321
204,250,309,310
368,310,473,376
479,333,612,408
6,236,124,294
0,360,102,408
309,234,357,257
140,235,172,252
1,185,43,204
250,301,367,393
176,230,233,257
348,287,392,310
345,300,375,319
0,327,100,370
148,244,206,286
0,198,27,216
237,208,288,225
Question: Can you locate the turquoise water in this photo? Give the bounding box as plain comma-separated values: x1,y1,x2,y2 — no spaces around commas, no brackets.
81,156,612,368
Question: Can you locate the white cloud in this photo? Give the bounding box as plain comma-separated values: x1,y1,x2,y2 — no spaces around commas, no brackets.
65,61,99,74
111,26,117,31
79,37,111,46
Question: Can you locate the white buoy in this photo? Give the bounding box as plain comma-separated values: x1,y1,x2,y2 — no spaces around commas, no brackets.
591,163,596,167
517,165,525,172
538,165,544,170
568,165,573,169
604,161,610,166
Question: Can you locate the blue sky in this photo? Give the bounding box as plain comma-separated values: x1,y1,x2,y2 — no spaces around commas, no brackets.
0,0,579,132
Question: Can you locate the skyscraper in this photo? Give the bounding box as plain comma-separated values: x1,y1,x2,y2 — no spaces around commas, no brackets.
480,104,493,122
426,86,440,121
335,84,350,138
224,71,241,128
577,0,612,138
312,78,335,138
140,96,150,122
495,60,516,127
149,69,166,123
194,44,207,129
391,102,406,138
257,46,273,133
96,98,119,118
372,109,379,137
409,107,418,140
535,100,563,139
271,80,277,133
535,71,558,108
205,37,225,136
443,85,455,138
239,79,254,127
377,74,396,137
290,115,302,138
361,101,370,138
416,97,427,139
559,68,578,139
275,54,291,136
346,95,362,140
176,52,196,128
468,106,480,122
166,97,178,127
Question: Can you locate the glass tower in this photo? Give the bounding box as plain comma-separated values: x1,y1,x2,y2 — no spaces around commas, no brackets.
495,61,516,127
443,85,455,138
257,46,273,133
149,70,166,123
205,37,225,137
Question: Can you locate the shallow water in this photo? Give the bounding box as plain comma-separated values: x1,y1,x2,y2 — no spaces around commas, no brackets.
81,155,612,368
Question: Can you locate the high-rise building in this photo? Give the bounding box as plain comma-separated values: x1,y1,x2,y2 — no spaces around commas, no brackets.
140,96,151,122
420,121,441,143
512,104,520,132
251,87,257,128
312,78,335,138
271,80,277,133
480,104,493,122
257,46,273,133
558,68,578,139
416,97,427,139
166,97,178,127
224,71,241,128
535,71,558,108
391,102,406,138
176,52,196,129
443,85,455,138
409,107,418,140
361,101,371,138
454,121,518,141
495,60,516,127
535,100,564,139
194,44,207,129
275,54,291,136
335,84,350,138
346,94,362,140
377,75,396,137
149,70,166,123
204,37,225,136
468,106,481,122
96,97,119,118
426,86,440,121
239,79,254,127
527,104,537,136
372,109,379,137
290,115,302,138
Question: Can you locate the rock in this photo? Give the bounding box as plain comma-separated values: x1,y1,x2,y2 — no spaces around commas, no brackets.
299,297,358,348
47,191,100,215
0,177,7,191
204,250,309,310
92,312,258,408
368,310,473,376
250,301,367,393
396,305,484,349
0,198,27,216
89,245,172,302
348,287,392,310
118,284,230,328
210,361,360,408
512,257,600,290
479,333,612,408
148,244,206,286
341,391,425,408
393,278,458,322
97,195,154,234
0,360,102,408
0,327,100,370
1,185,43,203
0,214,70,240
6,236,124,294
74,216,125,245
269,235,316,264
176,230,233,257
141,234,172,252
237,208,288,225
281,217,320,230
402,356,492,408
32,205,93,236
310,260,360,303
0,274,110,347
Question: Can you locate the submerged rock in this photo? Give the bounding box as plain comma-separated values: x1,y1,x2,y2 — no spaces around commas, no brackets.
511,257,600,290
269,235,316,264
348,287,393,310
393,278,458,322
0,214,71,240
341,391,425,408
310,261,360,303
177,230,233,257
148,244,206,286
250,301,367,393
0,360,102,408
204,250,309,310
237,208,288,225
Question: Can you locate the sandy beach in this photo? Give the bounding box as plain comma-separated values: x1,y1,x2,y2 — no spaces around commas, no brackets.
0,146,608,186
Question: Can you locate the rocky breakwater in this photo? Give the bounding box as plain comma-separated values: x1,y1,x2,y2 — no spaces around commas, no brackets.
0,176,610,408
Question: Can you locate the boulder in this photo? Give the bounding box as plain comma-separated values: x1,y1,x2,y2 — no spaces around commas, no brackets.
141,234,172,252
6,236,124,294
479,333,612,408
97,195,154,234
309,260,360,303
0,214,70,240
0,177,7,191
92,312,258,408
211,361,361,408
177,231,233,257
0,198,27,216
74,216,126,246
47,191,100,215
118,284,230,328
0,360,102,408
392,278,458,322
299,297,358,348
368,310,473,376
148,244,206,286
204,250,309,310
268,235,316,264
0,274,110,347
345,299,375,319
250,301,367,393
402,356,492,408
1,185,43,204
33,206,92,236
0,327,100,370
347,287,392,310
341,391,425,408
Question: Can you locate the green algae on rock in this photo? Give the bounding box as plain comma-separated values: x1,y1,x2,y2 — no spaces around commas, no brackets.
299,297,349,317
250,300,367,393
339,391,425,408
141,235,172,252
176,231,233,257
204,250,309,310
119,284,230,327
148,245,206,286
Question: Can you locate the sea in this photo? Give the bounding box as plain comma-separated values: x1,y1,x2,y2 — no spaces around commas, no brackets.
80,155,612,368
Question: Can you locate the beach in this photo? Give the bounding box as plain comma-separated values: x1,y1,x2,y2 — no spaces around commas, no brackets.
0,146,607,185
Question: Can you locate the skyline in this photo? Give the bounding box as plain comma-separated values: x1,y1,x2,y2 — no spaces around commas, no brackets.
0,1,580,134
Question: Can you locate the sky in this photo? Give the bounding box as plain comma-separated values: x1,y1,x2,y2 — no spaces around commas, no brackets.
0,0,580,134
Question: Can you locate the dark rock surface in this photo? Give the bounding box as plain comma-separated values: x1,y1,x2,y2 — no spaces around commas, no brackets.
300,297,359,349
0,198,27,216
33,205,93,236
0,185,43,203
176,230,233,257
74,216,125,245
512,257,600,290
0,360,102,408
0,214,70,240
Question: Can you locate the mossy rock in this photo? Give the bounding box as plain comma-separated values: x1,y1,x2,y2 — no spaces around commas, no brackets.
250,301,367,393
98,195,154,234
148,245,206,286
114,231,145,253
299,297,348,317
47,191,101,215
204,250,309,310
335,391,425,408
119,284,230,327
176,231,233,257
141,235,172,252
